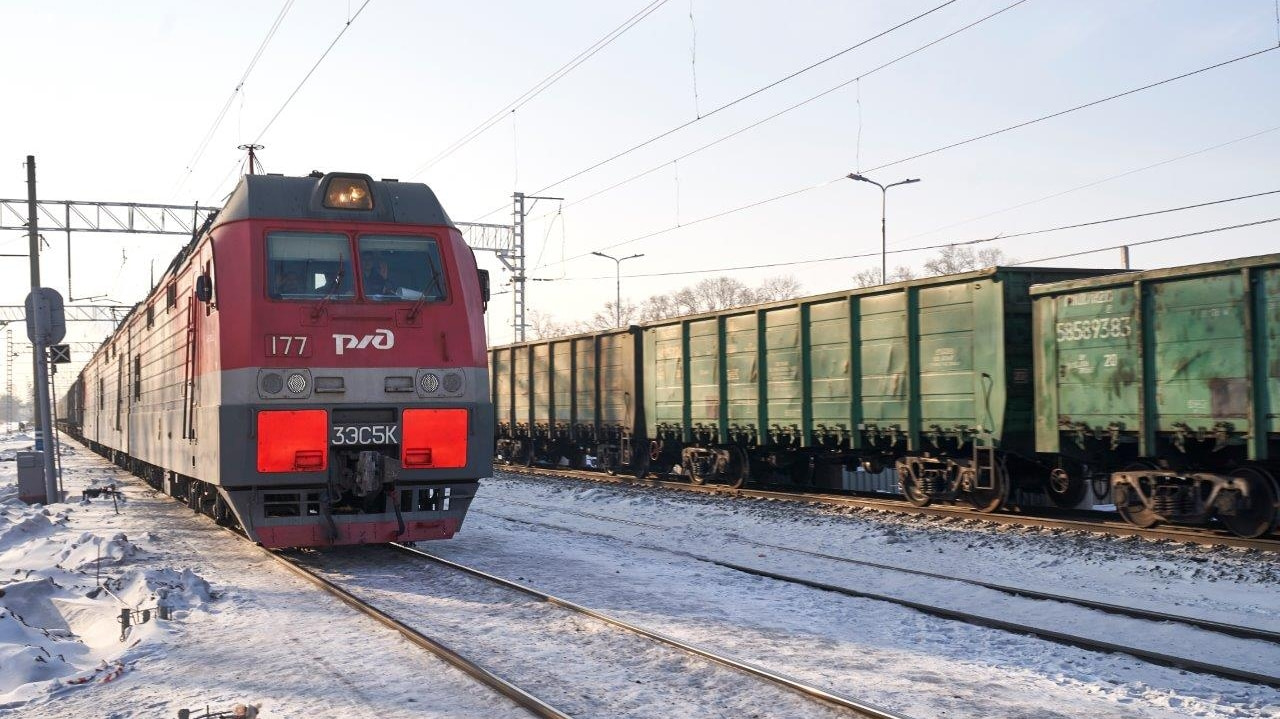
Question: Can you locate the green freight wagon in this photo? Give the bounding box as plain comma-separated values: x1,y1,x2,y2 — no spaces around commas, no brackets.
642,266,1109,509
1031,253,1280,537
490,327,644,472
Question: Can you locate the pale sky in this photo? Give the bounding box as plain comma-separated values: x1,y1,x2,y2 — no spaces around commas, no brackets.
2,0,1278,385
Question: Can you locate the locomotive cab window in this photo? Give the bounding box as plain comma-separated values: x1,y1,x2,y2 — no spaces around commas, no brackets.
267,232,355,300
358,235,448,302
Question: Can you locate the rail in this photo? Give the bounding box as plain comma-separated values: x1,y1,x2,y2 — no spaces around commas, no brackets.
391,543,914,719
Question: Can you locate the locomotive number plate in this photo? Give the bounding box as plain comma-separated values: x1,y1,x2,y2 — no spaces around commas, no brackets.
331,424,400,445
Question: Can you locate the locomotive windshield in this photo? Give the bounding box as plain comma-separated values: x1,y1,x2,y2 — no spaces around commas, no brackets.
358,235,448,302
267,232,356,299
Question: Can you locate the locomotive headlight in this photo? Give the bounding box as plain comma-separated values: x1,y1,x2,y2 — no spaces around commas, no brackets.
442,371,463,394
420,372,440,394
323,176,374,210
260,372,285,395
286,372,308,394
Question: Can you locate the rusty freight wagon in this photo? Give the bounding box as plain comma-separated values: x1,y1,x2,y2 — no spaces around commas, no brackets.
1032,253,1280,537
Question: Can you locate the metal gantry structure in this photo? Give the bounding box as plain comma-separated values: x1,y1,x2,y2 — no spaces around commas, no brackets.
0,195,537,341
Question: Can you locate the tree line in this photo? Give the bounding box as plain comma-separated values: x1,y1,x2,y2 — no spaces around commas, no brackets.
528,245,1011,339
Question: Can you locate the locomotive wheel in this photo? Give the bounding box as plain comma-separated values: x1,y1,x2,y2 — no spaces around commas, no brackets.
1220,467,1278,539
1046,467,1087,508
967,463,1009,513
898,462,932,507
1114,461,1161,528
722,446,749,489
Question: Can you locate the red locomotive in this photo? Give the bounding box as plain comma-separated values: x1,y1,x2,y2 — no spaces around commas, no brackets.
61,171,493,547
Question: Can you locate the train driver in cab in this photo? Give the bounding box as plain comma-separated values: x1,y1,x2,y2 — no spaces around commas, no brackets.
364,254,396,296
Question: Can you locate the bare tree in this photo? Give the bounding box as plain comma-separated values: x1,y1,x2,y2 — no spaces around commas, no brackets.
533,274,805,336
584,299,638,330
692,276,757,312
528,309,572,340
890,265,916,282
638,294,676,322
753,275,803,302
852,267,883,288
852,266,915,287
922,245,1011,276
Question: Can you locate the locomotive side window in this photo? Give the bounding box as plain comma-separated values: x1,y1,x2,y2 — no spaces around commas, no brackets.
357,235,448,302
267,232,355,300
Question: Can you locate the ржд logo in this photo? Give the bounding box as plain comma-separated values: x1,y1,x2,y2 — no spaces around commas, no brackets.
333,328,395,355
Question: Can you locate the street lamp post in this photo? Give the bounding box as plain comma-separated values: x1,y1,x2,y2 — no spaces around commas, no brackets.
847,173,920,283
591,251,644,326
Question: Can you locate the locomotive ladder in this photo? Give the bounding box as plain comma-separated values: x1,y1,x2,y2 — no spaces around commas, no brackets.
181,298,197,440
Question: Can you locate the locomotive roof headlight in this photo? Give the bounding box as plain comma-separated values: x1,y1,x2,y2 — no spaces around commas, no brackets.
323,176,374,210
286,372,308,394
420,372,440,394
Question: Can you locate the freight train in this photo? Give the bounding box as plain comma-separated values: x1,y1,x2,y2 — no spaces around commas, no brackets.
60,171,494,548
490,254,1280,538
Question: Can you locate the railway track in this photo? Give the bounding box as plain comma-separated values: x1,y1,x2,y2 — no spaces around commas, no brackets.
492,498,1280,643
470,502,1280,689
285,543,913,719
497,465,1280,551
249,538,573,718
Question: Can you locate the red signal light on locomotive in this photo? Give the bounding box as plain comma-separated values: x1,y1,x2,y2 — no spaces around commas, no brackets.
402,408,468,468
324,176,374,210
257,409,328,472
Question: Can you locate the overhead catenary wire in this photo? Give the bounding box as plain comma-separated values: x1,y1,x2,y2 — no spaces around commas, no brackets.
862,45,1279,174
535,43,1278,272
527,0,1030,229
169,0,295,198
205,0,375,201
252,0,374,144
1010,216,1280,266
469,0,961,222
893,122,1280,245
533,189,1280,280
407,0,671,180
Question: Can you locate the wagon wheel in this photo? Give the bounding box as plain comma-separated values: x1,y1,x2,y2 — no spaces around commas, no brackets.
682,455,705,485
967,462,1009,513
722,446,749,489
897,461,933,507
1114,461,1160,528
1220,466,1278,539
1046,467,1087,508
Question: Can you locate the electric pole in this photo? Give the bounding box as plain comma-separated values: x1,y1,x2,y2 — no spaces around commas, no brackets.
25,155,59,502
509,191,561,343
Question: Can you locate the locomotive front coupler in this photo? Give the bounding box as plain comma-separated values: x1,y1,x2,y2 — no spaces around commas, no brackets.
329,450,402,512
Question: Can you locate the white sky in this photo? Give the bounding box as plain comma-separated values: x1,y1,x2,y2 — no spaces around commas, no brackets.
2,0,1278,369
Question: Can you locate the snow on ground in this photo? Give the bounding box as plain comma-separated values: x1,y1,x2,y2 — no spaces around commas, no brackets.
418,470,1280,718
2,434,1277,718
0,433,524,718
